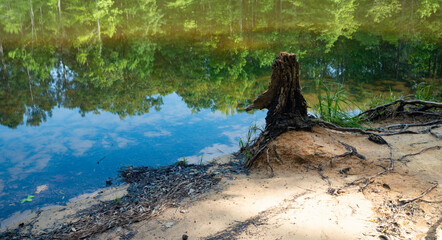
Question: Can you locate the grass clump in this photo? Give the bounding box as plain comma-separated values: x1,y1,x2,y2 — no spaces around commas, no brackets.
367,88,399,109
313,79,362,128
238,123,260,161
413,81,440,101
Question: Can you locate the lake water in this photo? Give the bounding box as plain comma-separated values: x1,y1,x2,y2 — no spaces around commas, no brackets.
0,0,441,222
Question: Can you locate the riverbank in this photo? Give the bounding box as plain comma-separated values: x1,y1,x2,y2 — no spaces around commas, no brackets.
1,116,441,240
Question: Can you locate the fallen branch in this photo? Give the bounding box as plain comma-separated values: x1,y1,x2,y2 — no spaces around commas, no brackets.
398,183,439,204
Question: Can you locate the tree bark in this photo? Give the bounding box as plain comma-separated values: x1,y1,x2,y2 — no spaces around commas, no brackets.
246,52,312,136
244,52,312,167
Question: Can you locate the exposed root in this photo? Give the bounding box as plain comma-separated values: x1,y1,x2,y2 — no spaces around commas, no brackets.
316,118,441,140
398,182,439,204
380,120,441,131
420,199,442,204
246,144,268,168
359,156,394,191
398,146,441,163
304,164,332,187
343,144,440,192
358,99,442,121
368,134,388,145
272,144,285,165
266,148,274,178
341,144,394,192
429,126,441,139
377,125,441,136
333,141,366,160
314,119,373,135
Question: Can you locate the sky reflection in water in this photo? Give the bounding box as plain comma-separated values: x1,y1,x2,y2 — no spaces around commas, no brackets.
0,93,265,219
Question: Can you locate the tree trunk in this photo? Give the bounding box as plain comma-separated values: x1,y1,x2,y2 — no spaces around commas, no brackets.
0,36,8,85
30,0,35,45
58,0,62,18
244,52,312,167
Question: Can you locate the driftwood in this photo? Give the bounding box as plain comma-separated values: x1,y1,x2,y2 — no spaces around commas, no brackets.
244,52,313,167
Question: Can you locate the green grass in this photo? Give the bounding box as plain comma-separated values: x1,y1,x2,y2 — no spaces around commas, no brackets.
367,81,440,109
199,155,205,169
367,88,398,109
413,81,440,101
179,156,188,165
313,79,362,128
238,123,260,161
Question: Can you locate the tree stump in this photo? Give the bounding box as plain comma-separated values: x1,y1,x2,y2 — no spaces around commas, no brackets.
244,52,313,167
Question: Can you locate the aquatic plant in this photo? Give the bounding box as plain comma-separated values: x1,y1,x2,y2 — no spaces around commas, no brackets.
20,195,34,204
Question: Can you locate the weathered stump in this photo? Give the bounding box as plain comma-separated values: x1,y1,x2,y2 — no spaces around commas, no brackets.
244,52,313,167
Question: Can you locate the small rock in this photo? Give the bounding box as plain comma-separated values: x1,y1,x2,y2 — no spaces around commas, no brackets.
163,222,175,228
71,227,76,232
182,234,189,240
